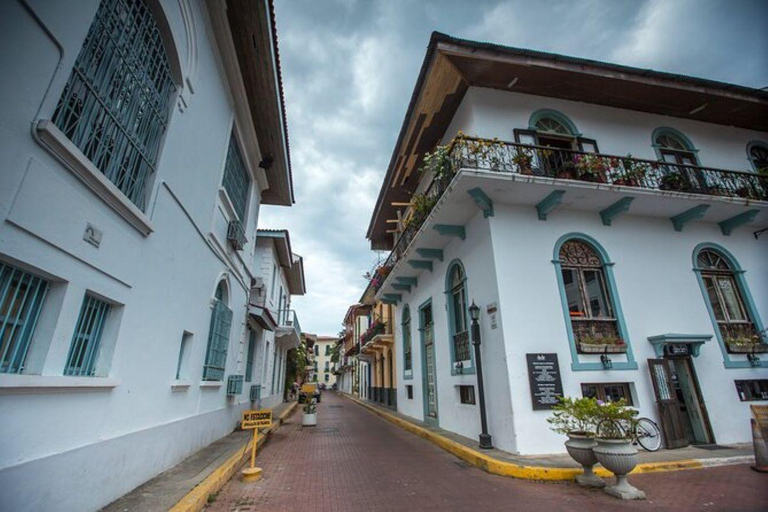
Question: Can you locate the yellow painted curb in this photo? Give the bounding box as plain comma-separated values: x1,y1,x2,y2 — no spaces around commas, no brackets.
344,394,713,481
169,401,297,512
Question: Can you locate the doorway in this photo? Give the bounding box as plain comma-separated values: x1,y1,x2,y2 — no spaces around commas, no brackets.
420,301,438,426
648,357,713,448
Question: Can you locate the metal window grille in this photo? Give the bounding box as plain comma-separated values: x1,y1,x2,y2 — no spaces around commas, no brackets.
245,331,256,382
222,134,250,222
227,374,244,395
65,295,111,376
203,299,232,381
0,263,49,374
250,384,261,402
52,0,176,210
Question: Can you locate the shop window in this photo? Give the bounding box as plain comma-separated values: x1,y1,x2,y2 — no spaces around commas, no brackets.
735,380,768,401
459,385,476,405
581,382,633,405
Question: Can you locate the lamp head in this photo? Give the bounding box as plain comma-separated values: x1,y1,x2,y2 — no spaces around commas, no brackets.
469,301,480,322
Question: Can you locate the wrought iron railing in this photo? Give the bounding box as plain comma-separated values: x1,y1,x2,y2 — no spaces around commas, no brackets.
453,330,470,362
378,137,767,292
277,309,301,336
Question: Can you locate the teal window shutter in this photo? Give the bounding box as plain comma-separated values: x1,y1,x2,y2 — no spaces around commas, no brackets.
52,0,176,210
0,263,49,374
65,295,111,376
222,134,251,222
245,330,256,382
203,299,232,381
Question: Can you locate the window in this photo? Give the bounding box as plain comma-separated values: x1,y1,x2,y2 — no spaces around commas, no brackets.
176,331,192,380
447,263,470,365
402,305,412,372
324,361,329,371
245,330,256,382
65,294,111,376
314,345,319,356
325,344,331,356
222,133,251,221
697,249,761,351
581,383,633,405
52,0,176,210
735,380,768,401
324,373,330,382
459,385,476,405
559,240,620,349
0,262,49,374
203,282,232,381
406,385,413,399
653,129,698,166
747,141,768,173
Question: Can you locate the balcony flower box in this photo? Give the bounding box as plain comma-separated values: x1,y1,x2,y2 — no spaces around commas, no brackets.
578,342,628,354
726,341,768,354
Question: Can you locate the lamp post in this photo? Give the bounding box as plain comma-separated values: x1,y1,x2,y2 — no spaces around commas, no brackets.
469,301,493,450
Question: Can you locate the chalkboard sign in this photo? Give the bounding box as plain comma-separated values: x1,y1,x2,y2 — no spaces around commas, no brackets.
526,353,564,410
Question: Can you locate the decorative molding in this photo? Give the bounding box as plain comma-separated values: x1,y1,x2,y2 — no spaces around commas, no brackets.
396,277,418,287
718,210,760,236
392,283,412,293
670,204,710,232
415,248,444,261
536,190,566,221
433,224,466,240
647,333,712,357
467,187,494,218
382,293,402,303
0,375,120,394
408,259,433,272
599,197,634,226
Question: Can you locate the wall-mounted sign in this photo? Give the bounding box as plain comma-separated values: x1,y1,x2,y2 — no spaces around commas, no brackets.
242,409,272,429
664,343,690,357
83,223,102,248
526,353,564,410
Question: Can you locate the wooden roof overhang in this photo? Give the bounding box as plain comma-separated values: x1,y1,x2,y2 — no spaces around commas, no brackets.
226,0,294,206
366,32,768,250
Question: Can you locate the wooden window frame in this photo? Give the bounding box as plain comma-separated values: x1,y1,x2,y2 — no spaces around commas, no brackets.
735,380,768,401
581,382,633,405
459,385,476,405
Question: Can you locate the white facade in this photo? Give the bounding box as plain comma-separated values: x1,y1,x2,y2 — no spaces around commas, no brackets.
376,69,768,453
0,1,299,511
315,336,338,387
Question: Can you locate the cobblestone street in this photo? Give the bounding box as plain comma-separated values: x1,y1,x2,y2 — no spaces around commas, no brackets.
207,393,768,512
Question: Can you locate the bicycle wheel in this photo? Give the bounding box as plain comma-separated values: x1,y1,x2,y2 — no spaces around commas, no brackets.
635,417,662,452
596,419,623,439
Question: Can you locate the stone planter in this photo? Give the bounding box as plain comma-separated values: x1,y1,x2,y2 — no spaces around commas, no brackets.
565,433,604,488
593,438,646,500
302,412,317,427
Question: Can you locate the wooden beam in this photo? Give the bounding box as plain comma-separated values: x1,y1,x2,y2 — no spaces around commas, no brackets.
433,224,466,240
391,202,411,207
670,204,709,232
467,187,494,218
396,277,418,287
535,190,566,221
719,209,760,236
599,197,634,226
407,259,433,272
416,248,444,261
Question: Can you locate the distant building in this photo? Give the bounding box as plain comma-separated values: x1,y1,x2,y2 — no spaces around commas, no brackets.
314,335,339,387
0,1,303,510
367,33,768,455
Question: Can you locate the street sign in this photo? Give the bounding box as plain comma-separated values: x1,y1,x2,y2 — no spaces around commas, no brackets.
242,409,272,429
301,383,316,394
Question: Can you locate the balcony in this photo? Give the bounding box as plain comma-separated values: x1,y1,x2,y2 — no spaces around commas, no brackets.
373,137,767,298
276,309,302,348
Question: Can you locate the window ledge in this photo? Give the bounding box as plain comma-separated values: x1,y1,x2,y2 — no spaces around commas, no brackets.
34,120,154,236
218,187,239,222
200,380,223,388
171,380,192,391
0,374,120,393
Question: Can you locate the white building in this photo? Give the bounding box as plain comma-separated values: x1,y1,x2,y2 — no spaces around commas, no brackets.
368,33,768,456
314,335,339,387
0,1,303,510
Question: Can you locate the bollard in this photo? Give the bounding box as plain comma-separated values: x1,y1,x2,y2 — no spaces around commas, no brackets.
751,418,768,473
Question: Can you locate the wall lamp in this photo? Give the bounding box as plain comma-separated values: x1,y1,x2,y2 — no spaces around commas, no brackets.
600,348,613,369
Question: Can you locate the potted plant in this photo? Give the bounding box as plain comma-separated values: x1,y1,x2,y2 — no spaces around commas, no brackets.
659,171,685,191
547,397,605,488
726,335,768,354
574,154,608,183
577,335,628,354
557,160,577,180
512,151,534,175
593,400,646,500
614,155,646,187
302,399,317,427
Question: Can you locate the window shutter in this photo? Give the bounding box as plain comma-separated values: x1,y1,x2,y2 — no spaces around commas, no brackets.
203,300,232,380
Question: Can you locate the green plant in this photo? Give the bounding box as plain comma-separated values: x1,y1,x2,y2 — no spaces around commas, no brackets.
512,151,532,170
595,399,638,439
579,335,626,346
547,396,600,436
573,154,609,182
303,401,316,414
421,143,454,180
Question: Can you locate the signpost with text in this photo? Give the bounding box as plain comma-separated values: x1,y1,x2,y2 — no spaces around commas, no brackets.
240,409,273,482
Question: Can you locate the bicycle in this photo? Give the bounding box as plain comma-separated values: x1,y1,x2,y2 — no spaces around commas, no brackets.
596,416,662,452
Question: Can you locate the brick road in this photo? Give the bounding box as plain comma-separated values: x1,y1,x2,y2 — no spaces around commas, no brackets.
207,392,768,512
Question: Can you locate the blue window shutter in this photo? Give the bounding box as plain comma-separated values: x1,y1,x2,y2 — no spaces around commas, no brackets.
64,295,111,376
203,299,232,381
245,330,256,382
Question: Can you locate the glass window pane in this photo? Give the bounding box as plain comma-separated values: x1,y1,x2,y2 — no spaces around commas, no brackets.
561,268,586,318
717,277,747,321
703,277,725,321
452,288,466,333
583,270,612,318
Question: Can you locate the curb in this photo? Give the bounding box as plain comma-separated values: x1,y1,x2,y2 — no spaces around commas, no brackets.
344,394,754,481
169,401,298,512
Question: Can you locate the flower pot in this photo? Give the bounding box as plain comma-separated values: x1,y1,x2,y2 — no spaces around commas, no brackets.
519,165,534,176
302,412,317,427
565,433,605,488
593,438,646,500
727,343,768,354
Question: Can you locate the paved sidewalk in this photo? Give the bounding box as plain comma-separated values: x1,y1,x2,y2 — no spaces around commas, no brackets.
206,392,768,512
102,401,295,512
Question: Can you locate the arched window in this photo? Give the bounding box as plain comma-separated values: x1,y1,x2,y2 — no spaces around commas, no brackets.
747,141,768,173
402,306,412,372
559,240,621,350
696,249,762,352
446,262,471,368
535,116,572,136
203,280,232,380
52,0,177,210
652,128,698,166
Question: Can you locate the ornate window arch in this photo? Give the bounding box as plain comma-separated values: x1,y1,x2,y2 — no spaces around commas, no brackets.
747,141,768,173
203,279,233,380
52,0,180,211
445,260,472,373
651,127,699,165
553,234,637,371
401,305,413,376
528,109,580,137
692,244,765,367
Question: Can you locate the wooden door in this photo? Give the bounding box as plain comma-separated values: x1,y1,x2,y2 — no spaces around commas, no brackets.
648,359,689,449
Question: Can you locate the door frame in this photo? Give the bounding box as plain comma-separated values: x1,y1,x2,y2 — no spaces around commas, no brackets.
668,355,716,445
419,298,439,427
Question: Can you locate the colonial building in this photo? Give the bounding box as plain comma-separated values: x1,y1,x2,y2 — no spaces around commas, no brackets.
315,335,339,387
0,1,302,510
337,303,371,396
367,33,768,455
359,290,398,409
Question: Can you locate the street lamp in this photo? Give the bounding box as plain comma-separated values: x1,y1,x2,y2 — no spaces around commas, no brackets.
469,301,493,450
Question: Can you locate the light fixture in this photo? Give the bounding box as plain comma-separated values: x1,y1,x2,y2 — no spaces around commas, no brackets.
747,351,762,367
469,301,480,322
600,349,613,369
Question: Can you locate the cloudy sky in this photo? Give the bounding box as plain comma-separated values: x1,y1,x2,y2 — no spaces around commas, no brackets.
261,0,768,336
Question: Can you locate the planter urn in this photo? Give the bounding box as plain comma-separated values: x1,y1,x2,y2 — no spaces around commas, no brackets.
565,433,605,488
302,412,317,427
593,438,646,500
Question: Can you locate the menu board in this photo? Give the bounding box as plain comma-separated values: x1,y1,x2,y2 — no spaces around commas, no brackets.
526,353,564,410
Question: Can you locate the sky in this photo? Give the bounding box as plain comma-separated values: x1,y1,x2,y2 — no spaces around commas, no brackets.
261,0,768,336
